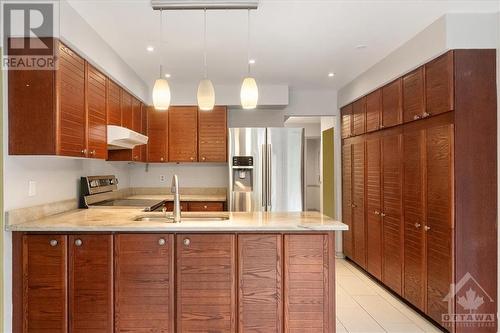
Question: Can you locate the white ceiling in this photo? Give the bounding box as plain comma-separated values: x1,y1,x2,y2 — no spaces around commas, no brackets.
68,0,498,92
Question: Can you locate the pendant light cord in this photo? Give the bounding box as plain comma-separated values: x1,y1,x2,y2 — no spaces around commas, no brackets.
247,9,251,75
203,9,207,79
159,9,163,77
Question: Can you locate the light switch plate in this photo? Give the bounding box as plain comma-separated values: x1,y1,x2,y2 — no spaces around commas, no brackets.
28,180,36,197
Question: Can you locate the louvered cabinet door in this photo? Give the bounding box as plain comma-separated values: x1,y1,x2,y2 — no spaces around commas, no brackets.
141,104,148,162
425,51,454,116
425,123,453,324
107,80,121,126
366,138,382,279
114,234,174,333
131,98,142,161
284,234,334,333
121,90,133,130
57,43,86,157
69,235,113,333
177,234,236,333
341,104,353,138
382,78,403,128
238,235,282,333
352,141,366,268
403,67,425,123
147,106,168,162
169,107,198,162
86,64,107,159
381,132,403,295
352,97,366,136
403,129,426,311
366,89,382,132
22,235,68,333
342,144,353,258
198,106,227,162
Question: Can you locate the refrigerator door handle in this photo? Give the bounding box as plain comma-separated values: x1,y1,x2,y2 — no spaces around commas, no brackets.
267,143,272,210
261,144,267,208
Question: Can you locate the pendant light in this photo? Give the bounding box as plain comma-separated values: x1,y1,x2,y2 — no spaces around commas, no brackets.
152,10,171,111
240,9,258,110
197,9,215,111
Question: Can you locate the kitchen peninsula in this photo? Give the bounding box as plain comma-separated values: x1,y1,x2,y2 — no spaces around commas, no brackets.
8,209,346,333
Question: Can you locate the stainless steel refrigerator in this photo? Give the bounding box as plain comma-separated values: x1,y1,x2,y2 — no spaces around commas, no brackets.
228,127,304,212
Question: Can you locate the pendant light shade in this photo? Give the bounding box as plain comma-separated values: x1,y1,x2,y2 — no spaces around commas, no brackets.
153,78,171,111
197,78,215,111
240,77,258,109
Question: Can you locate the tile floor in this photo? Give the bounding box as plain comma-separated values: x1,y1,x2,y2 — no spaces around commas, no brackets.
336,259,443,333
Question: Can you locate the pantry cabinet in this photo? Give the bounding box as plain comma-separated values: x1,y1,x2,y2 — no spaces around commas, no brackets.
352,97,366,136
351,141,366,268
381,78,403,128
366,89,382,132
341,104,353,138
168,106,198,162
341,50,497,332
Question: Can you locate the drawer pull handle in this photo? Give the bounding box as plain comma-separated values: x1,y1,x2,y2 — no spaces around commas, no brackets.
374,210,380,215
413,114,421,120
423,112,431,118
74,239,83,247
183,238,191,247
414,223,421,229
50,240,58,247
380,212,386,217
158,238,166,246
203,205,208,209
424,225,431,231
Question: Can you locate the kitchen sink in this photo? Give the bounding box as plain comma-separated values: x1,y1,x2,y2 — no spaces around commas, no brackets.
133,213,230,222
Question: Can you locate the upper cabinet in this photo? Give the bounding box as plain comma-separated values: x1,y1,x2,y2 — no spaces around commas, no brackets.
352,97,366,136
366,89,382,132
403,67,425,122
341,104,353,139
86,64,108,159
147,106,168,162
425,51,454,116
198,106,227,162
121,91,133,130
168,106,198,162
382,78,403,128
107,80,122,126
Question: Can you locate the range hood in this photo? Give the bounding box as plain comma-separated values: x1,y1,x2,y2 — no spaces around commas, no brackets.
151,0,258,10
107,125,148,150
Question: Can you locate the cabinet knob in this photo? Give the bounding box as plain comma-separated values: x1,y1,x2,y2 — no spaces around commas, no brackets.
374,210,380,215
160,157,164,161
183,238,191,247
81,149,87,155
380,125,385,129
424,225,431,231
158,238,166,246
203,205,208,209
423,112,431,118
351,203,357,208
190,157,194,161
413,114,421,120
414,223,421,229
201,157,206,161
380,212,386,217
49,239,58,247
74,239,83,247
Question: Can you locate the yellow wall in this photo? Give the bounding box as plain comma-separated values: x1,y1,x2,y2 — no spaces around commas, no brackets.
322,128,335,218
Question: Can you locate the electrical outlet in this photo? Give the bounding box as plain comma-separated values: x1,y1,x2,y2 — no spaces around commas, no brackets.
28,180,37,197
159,175,166,182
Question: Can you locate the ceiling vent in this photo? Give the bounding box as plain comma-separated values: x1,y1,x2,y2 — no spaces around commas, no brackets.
151,0,258,10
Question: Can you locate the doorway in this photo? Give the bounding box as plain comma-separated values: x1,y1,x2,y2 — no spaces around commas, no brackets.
305,138,321,211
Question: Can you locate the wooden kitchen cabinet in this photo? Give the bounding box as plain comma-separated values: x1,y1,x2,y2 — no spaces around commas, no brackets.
366,89,382,132
86,64,108,159
141,104,148,162
382,78,403,128
165,201,188,212
341,104,353,138
284,234,334,332
107,80,122,126
381,130,403,295
121,90,133,130
352,97,366,136
15,234,68,333
238,234,282,332
147,106,168,162
425,51,454,117
188,201,224,211
352,141,366,268
403,67,426,123
114,234,175,333
176,234,236,332
341,144,353,258
366,138,382,280
198,106,227,162
69,235,113,333
131,99,143,161
169,106,198,162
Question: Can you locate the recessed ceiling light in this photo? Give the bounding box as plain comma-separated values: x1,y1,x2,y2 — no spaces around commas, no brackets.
328,72,335,78
165,73,171,78
249,59,256,64
355,44,367,49
146,46,155,52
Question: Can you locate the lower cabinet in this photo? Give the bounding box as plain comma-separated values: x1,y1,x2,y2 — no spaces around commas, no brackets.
14,232,335,333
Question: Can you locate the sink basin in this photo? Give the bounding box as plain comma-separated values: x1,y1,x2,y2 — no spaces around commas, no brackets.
134,213,229,223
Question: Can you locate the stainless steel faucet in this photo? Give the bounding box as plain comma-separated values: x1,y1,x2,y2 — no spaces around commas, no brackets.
171,174,181,223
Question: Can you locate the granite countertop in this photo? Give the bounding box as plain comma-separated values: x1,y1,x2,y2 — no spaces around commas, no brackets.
125,194,227,202
6,209,348,232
